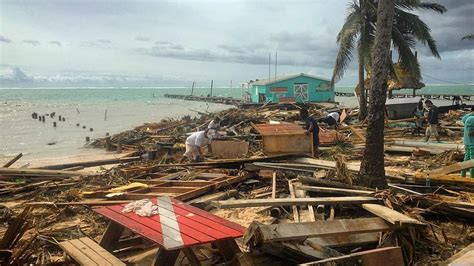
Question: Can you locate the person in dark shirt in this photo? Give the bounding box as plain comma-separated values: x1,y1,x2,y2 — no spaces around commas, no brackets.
424,100,440,142
300,109,319,157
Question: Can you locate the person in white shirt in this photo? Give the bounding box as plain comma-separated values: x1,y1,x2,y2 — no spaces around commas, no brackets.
208,117,221,130
319,111,340,129
179,129,214,163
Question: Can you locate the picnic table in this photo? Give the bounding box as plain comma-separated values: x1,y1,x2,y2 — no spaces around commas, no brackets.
94,196,246,265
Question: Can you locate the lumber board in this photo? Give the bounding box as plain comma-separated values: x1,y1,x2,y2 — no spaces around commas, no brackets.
393,140,463,150
309,233,379,248
445,243,474,265
349,126,366,142
425,159,474,176
300,247,404,266
297,185,373,196
0,167,87,177
361,203,425,226
249,217,392,243
39,156,141,170
2,153,22,168
414,173,474,184
288,180,300,222
212,197,379,208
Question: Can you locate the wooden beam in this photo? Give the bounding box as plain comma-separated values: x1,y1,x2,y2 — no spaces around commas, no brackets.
297,185,374,196
288,180,300,222
247,218,392,244
361,203,425,226
212,197,379,209
349,126,366,142
309,233,379,248
414,173,474,185
424,159,474,176
445,243,474,265
39,156,141,170
272,172,277,199
0,167,87,177
301,247,404,266
2,153,22,168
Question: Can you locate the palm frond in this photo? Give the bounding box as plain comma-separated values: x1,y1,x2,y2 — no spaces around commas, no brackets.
462,34,474,40
394,9,441,58
395,0,446,14
332,32,358,86
392,27,421,79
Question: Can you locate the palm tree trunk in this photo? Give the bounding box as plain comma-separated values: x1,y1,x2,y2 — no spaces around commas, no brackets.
358,53,367,120
359,0,395,189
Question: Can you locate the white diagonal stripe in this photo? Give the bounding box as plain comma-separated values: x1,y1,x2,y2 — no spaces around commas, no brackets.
157,196,184,249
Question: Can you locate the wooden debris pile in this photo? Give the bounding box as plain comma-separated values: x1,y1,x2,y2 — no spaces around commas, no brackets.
1,103,473,265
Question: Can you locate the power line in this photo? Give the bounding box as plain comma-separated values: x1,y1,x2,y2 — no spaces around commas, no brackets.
421,73,470,85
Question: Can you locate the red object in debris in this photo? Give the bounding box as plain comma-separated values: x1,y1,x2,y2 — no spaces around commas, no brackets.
95,196,245,250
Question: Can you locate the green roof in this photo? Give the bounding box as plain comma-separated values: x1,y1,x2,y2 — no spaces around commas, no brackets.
252,73,330,86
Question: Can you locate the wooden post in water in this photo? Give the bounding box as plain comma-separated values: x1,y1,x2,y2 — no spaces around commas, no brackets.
42,116,45,122
117,138,122,154
105,137,111,151
210,80,213,97
53,122,57,127
191,81,195,96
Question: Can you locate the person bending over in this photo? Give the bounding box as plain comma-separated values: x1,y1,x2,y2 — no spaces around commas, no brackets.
180,129,214,163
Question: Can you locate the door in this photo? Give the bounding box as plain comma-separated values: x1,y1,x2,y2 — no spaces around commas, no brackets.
294,84,308,102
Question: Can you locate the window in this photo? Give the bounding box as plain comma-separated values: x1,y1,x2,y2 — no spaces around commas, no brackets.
294,83,308,101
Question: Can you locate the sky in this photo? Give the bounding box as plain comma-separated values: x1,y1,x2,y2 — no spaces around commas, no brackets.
0,0,473,87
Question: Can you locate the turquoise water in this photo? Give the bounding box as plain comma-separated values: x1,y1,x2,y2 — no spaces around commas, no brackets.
0,85,472,163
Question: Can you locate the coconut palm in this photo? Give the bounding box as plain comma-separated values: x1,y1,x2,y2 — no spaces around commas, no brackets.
331,0,446,120
359,0,395,189
462,34,474,40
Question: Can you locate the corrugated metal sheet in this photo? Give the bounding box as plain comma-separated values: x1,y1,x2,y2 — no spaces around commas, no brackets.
254,123,306,136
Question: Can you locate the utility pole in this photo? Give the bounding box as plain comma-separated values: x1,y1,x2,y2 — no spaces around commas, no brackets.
210,80,213,97
230,80,233,89
268,53,271,81
275,52,277,80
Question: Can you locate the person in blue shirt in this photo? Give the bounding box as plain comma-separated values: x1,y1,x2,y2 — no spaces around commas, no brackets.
461,110,474,177
300,108,319,157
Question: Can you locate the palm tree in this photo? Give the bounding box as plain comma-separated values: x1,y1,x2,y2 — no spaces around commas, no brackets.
462,34,474,40
359,0,395,189
331,0,446,120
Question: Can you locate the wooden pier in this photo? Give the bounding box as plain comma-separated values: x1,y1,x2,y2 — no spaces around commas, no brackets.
164,94,243,105
335,91,473,101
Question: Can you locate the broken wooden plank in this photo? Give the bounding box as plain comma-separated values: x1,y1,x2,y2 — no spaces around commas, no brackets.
2,153,22,168
349,126,366,142
212,197,379,208
0,167,87,177
413,173,474,185
393,140,463,150
361,203,425,226
300,246,404,266
423,159,474,176
308,233,379,248
297,185,374,196
288,180,300,222
272,172,277,199
245,218,392,244
445,243,474,265
38,156,141,170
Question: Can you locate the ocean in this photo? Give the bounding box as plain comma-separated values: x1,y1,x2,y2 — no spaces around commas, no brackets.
1,85,472,165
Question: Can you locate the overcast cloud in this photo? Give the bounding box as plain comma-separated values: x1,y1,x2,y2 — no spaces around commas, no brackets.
0,0,472,87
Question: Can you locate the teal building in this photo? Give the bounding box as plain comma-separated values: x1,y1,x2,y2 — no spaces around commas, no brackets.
248,73,335,103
